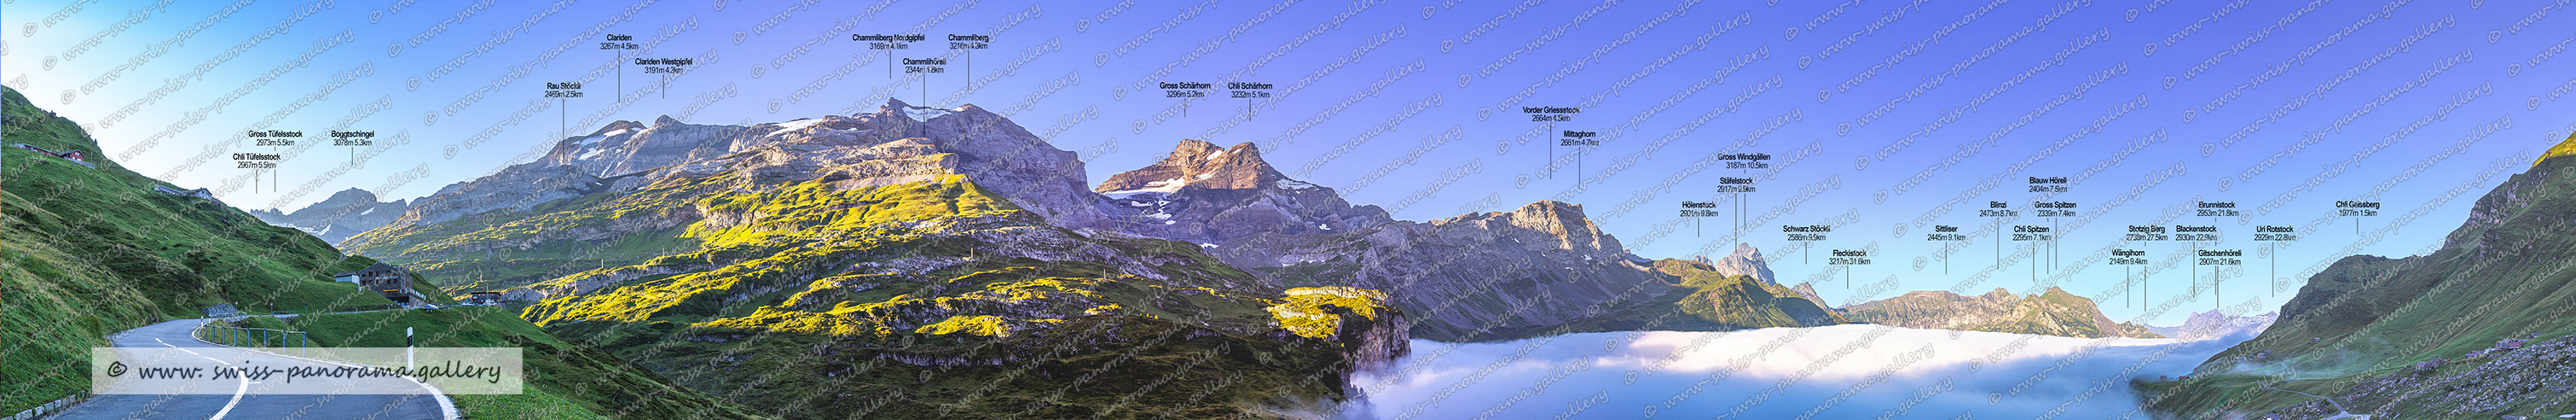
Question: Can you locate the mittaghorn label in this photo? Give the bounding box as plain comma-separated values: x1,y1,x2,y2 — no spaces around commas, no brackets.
91,347,523,394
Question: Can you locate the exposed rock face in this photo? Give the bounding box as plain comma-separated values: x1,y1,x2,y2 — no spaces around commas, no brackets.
1094,140,1392,245
1204,199,1675,341
1842,288,2162,338
2148,310,2278,341
1334,305,1411,375
1094,140,1844,341
1709,242,1779,284
398,164,607,225
247,188,409,245
360,99,1114,245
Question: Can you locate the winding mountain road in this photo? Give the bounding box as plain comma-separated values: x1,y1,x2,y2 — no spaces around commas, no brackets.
48,318,453,420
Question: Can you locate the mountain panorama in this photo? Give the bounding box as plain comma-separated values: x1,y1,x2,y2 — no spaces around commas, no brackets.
333,99,2149,341
38,87,2439,419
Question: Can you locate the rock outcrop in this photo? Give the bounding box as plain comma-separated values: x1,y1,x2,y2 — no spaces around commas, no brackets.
1094,139,1392,245
247,187,409,245
1708,242,1779,285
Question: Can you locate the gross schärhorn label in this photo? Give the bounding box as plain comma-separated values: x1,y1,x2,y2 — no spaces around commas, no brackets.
92,347,522,394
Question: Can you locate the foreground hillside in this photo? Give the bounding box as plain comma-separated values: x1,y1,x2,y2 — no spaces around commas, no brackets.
1,85,401,413
2144,135,2576,419
0,85,760,418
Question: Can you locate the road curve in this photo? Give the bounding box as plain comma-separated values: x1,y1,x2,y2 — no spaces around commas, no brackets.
49,318,450,420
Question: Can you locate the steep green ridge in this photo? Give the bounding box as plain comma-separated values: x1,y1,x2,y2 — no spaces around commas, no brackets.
385,163,1400,418
220,307,766,419
2145,145,2576,419
1653,260,1848,328
0,85,414,413
341,175,698,297
1842,288,2162,338
0,85,750,418
2535,130,2576,166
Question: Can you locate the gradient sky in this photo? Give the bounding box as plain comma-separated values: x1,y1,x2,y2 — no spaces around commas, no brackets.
9,0,2573,326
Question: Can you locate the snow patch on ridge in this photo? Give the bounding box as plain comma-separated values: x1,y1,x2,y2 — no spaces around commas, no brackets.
1102,178,1187,199
774,118,827,131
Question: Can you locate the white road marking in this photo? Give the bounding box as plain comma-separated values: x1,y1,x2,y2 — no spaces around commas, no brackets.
155,338,206,357
205,363,248,420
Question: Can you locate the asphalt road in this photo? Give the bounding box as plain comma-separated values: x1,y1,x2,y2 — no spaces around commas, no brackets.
49,318,450,420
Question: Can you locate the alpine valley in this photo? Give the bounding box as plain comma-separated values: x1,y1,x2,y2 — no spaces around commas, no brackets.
258,99,2154,418
308,98,2206,417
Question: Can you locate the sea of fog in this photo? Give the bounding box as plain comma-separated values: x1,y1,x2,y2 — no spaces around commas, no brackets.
1338,324,2250,420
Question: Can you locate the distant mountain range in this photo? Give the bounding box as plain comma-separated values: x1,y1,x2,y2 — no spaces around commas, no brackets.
247,188,408,246
292,94,2272,416
2143,309,2276,341
1843,288,2162,339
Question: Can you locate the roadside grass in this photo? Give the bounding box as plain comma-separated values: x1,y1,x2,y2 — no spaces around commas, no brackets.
230,306,767,420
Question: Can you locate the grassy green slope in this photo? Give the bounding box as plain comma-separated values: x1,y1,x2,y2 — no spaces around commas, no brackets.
2145,139,2576,418
1,85,406,412
1653,259,1850,328
402,168,1400,419
1,85,739,418
342,179,700,297
221,306,766,419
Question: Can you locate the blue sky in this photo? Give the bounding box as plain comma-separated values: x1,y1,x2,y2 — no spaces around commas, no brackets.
9,0,2573,326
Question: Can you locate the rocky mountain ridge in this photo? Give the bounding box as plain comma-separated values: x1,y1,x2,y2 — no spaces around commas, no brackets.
1092,139,1393,246
247,187,410,246
1841,287,2162,338
340,99,1417,418
2145,309,2278,341
1094,140,1845,341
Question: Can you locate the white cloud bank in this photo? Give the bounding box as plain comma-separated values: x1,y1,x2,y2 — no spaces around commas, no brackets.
1338,324,2248,420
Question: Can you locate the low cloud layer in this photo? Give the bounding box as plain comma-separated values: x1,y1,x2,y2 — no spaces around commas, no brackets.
1340,324,2246,419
